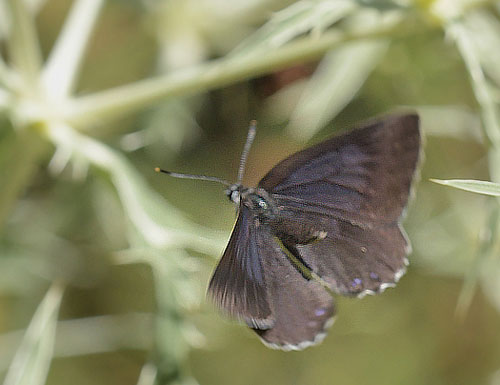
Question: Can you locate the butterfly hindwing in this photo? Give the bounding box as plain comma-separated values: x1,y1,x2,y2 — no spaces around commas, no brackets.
272,209,410,295
252,229,335,350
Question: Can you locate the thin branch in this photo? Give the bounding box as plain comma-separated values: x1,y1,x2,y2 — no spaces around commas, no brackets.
0,313,154,372
5,0,42,83
0,129,50,231
2,282,64,385
44,122,224,255
63,21,406,128
449,20,500,148
42,0,104,99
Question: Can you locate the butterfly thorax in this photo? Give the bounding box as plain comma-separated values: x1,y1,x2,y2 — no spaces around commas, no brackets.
226,184,329,246
225,184,277,223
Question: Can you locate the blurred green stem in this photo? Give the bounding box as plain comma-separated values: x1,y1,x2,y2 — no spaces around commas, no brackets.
456,203,500,318
0,129,50,230
0,58,15,90
45,122,223,254
65,21,407,128
42,0,104,99
448,15,500,316
3,281,64,385
450,20,500,148
0,313,154,371
6,0,42,85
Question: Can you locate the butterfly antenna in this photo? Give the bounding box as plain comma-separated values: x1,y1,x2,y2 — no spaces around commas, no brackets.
237,120,257,185
155,168,232,187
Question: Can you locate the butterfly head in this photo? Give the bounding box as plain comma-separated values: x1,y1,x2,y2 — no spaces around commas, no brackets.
225,183,242,205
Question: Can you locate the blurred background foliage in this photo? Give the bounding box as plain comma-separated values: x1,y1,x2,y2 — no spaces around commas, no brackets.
1,0,500,384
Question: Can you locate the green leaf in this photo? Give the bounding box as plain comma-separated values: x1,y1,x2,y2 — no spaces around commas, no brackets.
463,10,500,88
287,38,388,140
3,282,64,385
449,17,500,147
416,105,482,142
431,179,500,196
230,0,358,58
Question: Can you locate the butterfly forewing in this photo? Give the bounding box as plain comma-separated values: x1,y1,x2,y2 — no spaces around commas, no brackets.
207,204,274,329
259,114,420,224
208,205,335,347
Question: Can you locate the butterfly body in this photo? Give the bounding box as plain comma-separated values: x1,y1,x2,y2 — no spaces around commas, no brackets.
228,186,278,222
229,184,328,249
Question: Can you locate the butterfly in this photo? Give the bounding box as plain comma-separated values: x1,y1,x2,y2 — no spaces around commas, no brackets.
156,113,421,350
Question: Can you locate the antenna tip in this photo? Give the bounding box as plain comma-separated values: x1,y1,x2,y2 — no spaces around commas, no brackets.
154,167,161,173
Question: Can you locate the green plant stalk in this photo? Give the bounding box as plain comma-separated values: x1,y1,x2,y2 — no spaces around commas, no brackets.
447,16,500,319
0,313,154,371
0,57,14,90
64,21,406,128
42,0,104,99
0,128,50,231
148,249,197,385
6,0,42,85
3,282,64,385
44,122,224,255
450,21,500,149
136,363,158,385
456,203,500,319
287,39,389,140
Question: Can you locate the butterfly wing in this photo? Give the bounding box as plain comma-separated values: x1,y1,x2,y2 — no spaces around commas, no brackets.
252,229,335,350
207,204,273,329
208,205,335,349
272,211,410,296
209,113,419,348
259,113,421,296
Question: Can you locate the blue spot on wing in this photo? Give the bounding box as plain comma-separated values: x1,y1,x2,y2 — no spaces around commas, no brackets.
369,272,380,280
315,308,326,317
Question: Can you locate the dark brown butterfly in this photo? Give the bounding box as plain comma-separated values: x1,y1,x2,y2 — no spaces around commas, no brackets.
156,113,421,350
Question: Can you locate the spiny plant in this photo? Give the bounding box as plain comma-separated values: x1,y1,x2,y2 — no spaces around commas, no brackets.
1,0,500,384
